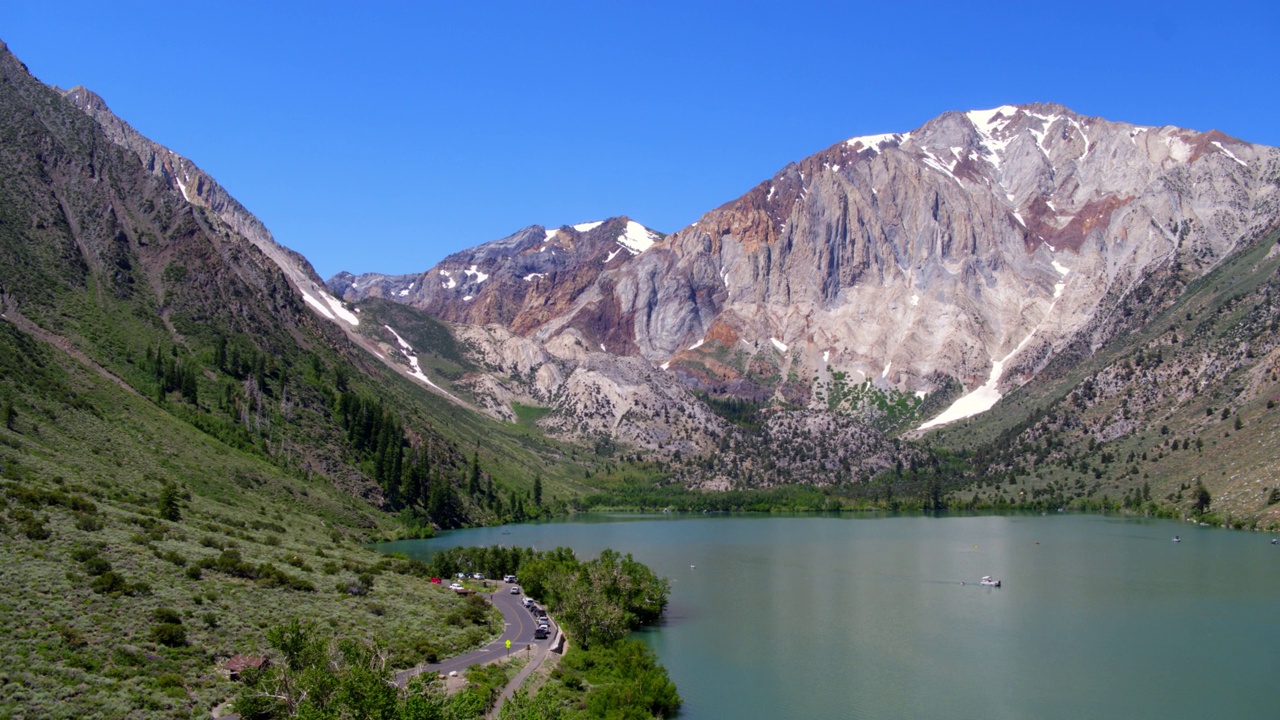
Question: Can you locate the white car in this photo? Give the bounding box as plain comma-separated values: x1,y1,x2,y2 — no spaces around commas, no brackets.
509,585,521,594
448,582,464,591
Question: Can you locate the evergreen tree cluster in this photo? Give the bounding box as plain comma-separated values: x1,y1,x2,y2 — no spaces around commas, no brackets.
335,390,466,527
143,344,200,405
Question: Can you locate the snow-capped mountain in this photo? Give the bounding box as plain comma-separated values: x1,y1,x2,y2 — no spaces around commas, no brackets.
332,103,1280,428
330,217,664,351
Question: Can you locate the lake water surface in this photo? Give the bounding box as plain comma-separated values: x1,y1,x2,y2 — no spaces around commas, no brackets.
379,513,1279,719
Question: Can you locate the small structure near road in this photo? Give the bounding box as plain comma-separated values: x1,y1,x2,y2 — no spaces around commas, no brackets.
224,655,267,681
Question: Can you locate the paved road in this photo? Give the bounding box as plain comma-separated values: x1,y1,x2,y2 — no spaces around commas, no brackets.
217,584,557,718
396,582,555,686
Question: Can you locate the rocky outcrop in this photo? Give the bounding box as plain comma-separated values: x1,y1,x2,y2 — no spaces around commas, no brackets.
334,103,1280,430
332,218,663,346
59,85,354,332
451,323,725,458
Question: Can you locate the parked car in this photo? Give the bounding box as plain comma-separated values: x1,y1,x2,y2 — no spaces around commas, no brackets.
503,575,517,583
522,597,535,608
471,573,485,580
534,627,549,640
448,582,464,591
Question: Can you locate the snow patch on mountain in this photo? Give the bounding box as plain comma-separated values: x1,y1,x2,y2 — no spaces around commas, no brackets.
617,220,658,254
920,258,1073,430
966,105,1019,170
845,132,907,153
383,325,458,400
300,284,358,326
1211,141,1248,167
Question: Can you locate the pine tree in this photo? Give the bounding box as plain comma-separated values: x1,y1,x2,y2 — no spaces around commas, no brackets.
1192,480,1211,515
158,483,182,522
468,449,481,496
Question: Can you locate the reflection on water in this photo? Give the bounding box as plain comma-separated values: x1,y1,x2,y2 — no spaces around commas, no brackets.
378,513,1280,720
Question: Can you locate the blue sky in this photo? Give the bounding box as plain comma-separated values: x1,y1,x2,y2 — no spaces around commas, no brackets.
2,1,1277,279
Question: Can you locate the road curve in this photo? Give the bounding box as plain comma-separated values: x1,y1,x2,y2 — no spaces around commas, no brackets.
396,583,555,686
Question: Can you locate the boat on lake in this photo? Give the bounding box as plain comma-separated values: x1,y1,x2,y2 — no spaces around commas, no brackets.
980,576,1002,587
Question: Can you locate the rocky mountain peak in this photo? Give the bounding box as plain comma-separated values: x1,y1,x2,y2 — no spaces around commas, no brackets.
331,216,665,346
340,103,1279,431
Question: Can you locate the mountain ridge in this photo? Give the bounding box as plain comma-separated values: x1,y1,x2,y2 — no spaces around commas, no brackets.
331,102,1280,431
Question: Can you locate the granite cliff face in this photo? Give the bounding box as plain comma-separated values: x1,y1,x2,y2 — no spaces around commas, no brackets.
334,104,1280,428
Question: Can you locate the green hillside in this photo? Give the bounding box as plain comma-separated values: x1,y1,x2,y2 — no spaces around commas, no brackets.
0,38,617,719
922,224,1280,528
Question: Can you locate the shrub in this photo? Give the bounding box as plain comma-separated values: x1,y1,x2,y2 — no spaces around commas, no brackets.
185,565,203,580
82,557,113,576
21,516,50,540
342,573,375,596
69,545,100,562
159,550,187,567
53,623,86,648
90,571,130,595
75,514,103,531
460,594,491,625
153,607,183,625
151,623,187,648
411,638,439,664
154,673,185,690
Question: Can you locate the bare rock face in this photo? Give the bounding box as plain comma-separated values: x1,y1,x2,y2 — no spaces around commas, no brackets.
451,323,725,457
335,103,1280,426
637,104,1280,407
333,218,663,350
59,86,350,329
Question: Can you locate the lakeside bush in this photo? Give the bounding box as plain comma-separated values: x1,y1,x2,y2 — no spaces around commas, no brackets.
232,619,515,720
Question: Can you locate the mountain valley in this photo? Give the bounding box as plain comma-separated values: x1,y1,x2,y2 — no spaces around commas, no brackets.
2,33,1280,717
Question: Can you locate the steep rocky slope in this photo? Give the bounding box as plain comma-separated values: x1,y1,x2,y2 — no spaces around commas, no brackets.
0,40,556,527
336,105,1280,429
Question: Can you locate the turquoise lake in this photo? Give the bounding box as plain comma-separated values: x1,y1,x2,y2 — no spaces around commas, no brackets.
378,513,1280,719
